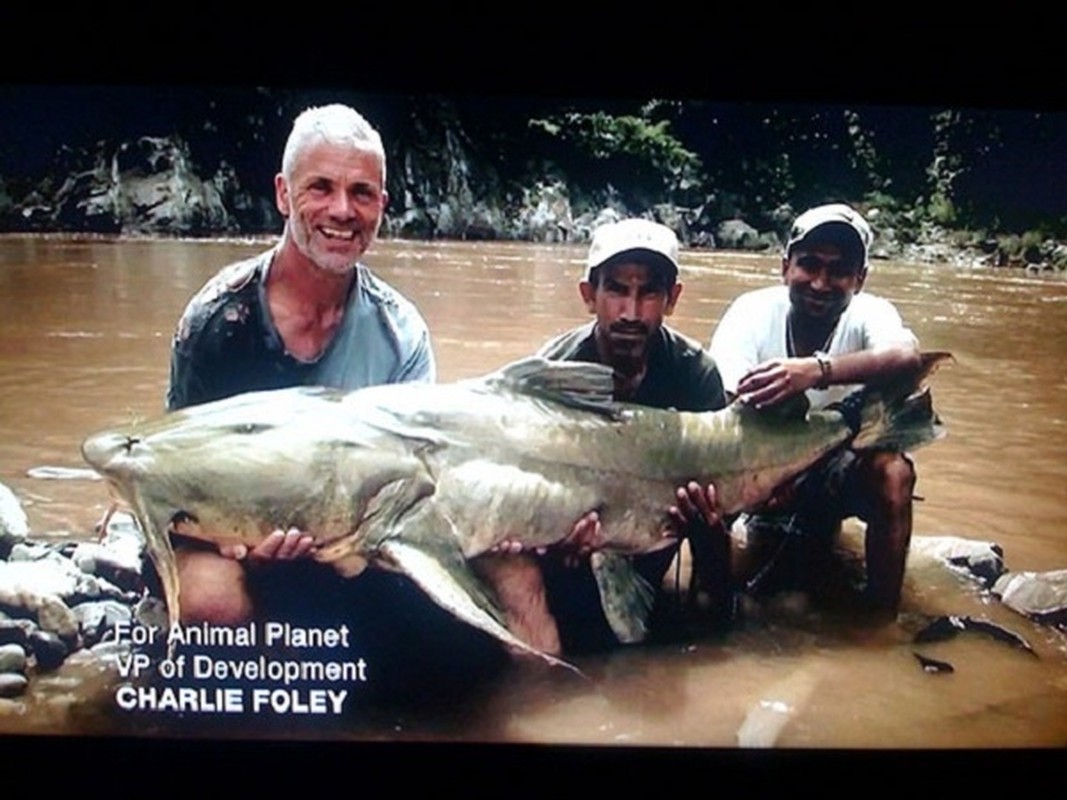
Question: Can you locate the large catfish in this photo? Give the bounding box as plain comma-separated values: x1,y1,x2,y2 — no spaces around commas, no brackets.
82,354,949,664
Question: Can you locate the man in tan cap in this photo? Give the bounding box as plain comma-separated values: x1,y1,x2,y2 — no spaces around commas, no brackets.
710,203,922,613
482,219,731,654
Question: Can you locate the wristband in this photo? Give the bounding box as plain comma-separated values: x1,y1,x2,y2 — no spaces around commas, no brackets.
813,350,832,389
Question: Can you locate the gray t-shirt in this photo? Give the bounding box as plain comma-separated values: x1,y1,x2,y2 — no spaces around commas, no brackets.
167,248,434,410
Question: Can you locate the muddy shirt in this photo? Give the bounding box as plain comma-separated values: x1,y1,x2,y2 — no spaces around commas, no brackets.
537,322,726,411
166,248,435,410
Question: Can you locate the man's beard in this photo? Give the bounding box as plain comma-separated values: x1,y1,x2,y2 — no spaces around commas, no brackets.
604,321,651,373
289,218,372,275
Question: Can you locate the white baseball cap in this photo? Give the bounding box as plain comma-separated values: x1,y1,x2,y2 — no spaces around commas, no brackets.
786,203,873,267
586,218,680,283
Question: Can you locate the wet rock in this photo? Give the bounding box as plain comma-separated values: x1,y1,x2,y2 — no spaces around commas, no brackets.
49,136,237,235
715,219,762,250
516,181,574,243
1,511,148,676
6,541,57,561
72,600,133,646
0,584,79,643
88,637,133,663
0,673,28,698
27,630,69,671
0,549,131,603
133,596,168,632
993,570,1067,627
0,617,32,648
70,540,144,594
909,535,1006,587
0,642,27,674
914,615,1037,657
0,482,29,555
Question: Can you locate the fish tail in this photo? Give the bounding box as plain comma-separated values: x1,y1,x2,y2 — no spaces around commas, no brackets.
838,352,952,452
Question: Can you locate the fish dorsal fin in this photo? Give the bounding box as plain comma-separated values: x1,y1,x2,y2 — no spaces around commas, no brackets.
480,357,621,418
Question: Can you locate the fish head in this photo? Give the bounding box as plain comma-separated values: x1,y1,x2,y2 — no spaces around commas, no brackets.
80,387,427,637
82,427,162,509
81,388,348,541
81,386,432,555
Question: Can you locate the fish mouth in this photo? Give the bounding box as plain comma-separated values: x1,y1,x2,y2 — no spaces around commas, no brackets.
82,430,137,473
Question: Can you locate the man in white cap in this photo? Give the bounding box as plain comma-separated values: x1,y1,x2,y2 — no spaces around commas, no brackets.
709,203,922,613
482,218,730,654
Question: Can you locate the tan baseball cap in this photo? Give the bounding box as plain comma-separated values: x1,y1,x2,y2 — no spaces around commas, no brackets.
586,218,680,282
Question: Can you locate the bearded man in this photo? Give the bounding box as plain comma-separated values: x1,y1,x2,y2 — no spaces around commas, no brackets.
163,105,444,638
168,103,432,414
478,219,731,654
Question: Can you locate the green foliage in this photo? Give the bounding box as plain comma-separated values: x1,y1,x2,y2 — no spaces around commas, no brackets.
862,189,900,213
1019,229,1043,248
528,110,703,206
927,192,957,226
844,109,889,193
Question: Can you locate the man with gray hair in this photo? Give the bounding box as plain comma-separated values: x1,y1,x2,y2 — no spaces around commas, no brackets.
164,104,436,634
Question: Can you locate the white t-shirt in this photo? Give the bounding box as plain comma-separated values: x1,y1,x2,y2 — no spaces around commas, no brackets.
708,285,917,408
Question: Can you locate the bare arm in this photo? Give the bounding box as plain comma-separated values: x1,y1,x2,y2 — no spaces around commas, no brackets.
737,344,921,409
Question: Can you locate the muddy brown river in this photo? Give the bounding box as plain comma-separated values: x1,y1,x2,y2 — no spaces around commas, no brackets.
1,236,1065,748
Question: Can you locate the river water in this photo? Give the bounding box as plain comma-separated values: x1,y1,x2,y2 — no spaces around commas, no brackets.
1,236,1065,748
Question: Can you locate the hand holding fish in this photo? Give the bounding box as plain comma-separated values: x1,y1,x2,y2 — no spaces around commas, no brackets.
737,358,822,408
219,527,315,562
667,482,722,534
558,510,603,567
491,511,603,566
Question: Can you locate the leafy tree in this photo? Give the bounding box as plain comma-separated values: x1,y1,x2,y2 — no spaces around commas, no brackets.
528,106,703,210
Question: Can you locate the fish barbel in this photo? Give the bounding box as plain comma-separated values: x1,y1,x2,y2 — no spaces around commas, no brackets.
82,354,949,663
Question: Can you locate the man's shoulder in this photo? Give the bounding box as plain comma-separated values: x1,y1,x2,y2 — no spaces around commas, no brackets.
849,291,901,314
839,291,916,349
536,322,596,361
658,326,708,359
195,251,268,303
838,291,909,332
174,250,270,343
646,326,726,411
356,265,428,329
657,326,724,383
727,284,789,312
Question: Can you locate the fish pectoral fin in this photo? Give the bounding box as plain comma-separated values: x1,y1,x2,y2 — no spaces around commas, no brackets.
590,552,655,644
378,527,581,674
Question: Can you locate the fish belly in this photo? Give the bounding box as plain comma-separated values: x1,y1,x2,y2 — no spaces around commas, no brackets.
433,456,679,559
